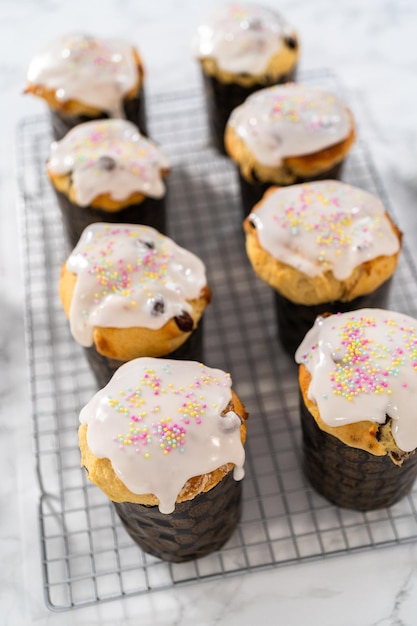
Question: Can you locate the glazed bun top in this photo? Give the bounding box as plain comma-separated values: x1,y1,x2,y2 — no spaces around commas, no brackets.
63,223,208,347
27,33,142,117
296,308,417,453
247,181,400,280
80,357,246,513
227,83,353,165
192,2,298,76
48,119,169,206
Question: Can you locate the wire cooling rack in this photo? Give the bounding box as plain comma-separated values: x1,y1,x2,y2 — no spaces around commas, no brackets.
17,72,417,612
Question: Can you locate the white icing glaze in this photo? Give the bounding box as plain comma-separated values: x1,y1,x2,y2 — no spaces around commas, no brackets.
66,223,207,347
80,357,246,513
192,3,296,75
27,33,139,118
48,119,169,205
228,83,352,165
249,181,400,279
295,309,417,452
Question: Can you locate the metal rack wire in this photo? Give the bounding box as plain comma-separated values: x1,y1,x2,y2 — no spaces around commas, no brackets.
17,73,417,612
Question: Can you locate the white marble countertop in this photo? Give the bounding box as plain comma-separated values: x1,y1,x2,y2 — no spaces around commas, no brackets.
2,1,417,624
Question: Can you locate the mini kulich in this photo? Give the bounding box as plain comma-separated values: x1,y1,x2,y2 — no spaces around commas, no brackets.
79,357,248,562
296,309,417,511
226,83,355,215
243,181,402,355
193,3,299,154
47,119,170,248
25,33,147,140
59,223,211,388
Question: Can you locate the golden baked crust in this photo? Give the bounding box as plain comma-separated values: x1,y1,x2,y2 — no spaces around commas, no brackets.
243,187,402,305
25,47,144,116
79,389,248,505
47,166,169,211
198,37,299,87
59,262,211,359
225,110,356,185
299,363,411,465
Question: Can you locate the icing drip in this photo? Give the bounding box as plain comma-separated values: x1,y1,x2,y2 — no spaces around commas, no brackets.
192,3,295,75
66,223,207,346
295,309,417,452
250,181,399,279
228,83,352,165
80,357,246,513
48,119,169,205
27,34,139,118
